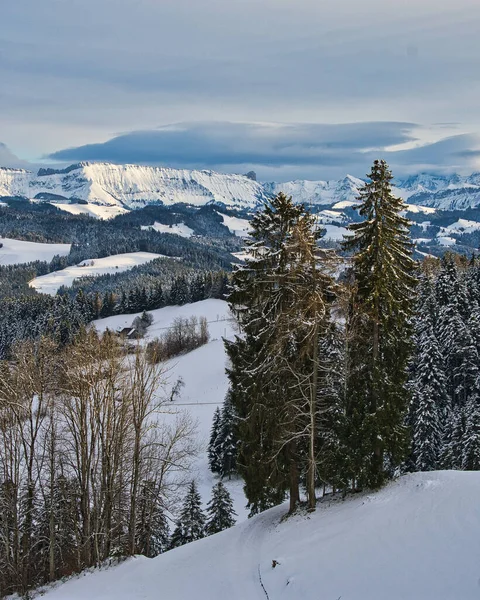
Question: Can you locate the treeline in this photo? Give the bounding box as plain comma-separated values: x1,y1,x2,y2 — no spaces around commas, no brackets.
226,161,418,515
146,316,210,363
0,270,229,359
0,332,198,597
0,203,241,270
408,253,480,471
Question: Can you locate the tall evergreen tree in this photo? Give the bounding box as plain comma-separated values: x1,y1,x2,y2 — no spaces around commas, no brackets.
342,160,418,488
169,481,206,548
205,482,237,535
208,407,222,474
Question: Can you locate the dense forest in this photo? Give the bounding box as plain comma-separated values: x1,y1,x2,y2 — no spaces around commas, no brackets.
2,160,480,597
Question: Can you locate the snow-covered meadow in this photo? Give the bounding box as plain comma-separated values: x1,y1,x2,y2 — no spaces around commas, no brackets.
29,251,165,295
94,299,248,520
0,237,71,266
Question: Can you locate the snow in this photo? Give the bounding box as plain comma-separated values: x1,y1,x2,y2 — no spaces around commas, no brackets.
53,203,128,220
29,251,164,295
93,299,248,520
404,204,437,214
0,163,268,210
35,470,480,600
141,221,195,238
437,236,456,247
217,212,251,237
0,237,71,265
443,218,480,235
321,224,349,241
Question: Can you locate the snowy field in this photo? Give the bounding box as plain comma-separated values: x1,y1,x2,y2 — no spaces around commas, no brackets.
218,212,251,237
141,221,194,238
93,299,248,520
36,470,480,600
0,237,71,265
29,251,164,295
53,203,128,220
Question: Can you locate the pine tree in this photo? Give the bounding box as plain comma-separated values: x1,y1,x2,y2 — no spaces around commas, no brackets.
462,377,480,470
169,481,206,548
208,407,222,474
206,482,236,535
219,393,237,479
342,159,418,488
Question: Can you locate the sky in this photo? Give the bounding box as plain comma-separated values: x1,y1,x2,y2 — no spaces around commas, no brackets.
2,0,480,181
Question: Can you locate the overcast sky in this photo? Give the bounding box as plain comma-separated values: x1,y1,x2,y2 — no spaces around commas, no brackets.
2,0,480,180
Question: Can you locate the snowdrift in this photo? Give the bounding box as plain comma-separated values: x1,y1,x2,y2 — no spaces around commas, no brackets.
38,470,480,600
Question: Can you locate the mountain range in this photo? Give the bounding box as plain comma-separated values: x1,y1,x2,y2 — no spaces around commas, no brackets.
3,162,480,214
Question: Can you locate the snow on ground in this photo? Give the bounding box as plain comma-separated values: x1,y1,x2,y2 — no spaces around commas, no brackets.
443,218,480,235
321,224,349,241
0,237,71,265
29,252,164,295
217,212,251,237
53,203,128,220
141,221,194,238
93,299,248,520
332,199,358,210
37,470,480,600
404,204,437,214
437,236,456,246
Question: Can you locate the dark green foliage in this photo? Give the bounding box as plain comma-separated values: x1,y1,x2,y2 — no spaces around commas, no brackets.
169,481,206,548
342,160,418,488
206,482,236,535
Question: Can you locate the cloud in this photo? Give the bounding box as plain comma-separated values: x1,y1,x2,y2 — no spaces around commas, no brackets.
3,0,480,164
46,121,480,181
48,120,415,168
0,143,36,170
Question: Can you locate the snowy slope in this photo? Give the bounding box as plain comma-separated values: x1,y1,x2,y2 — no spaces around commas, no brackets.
0,163,268,210
93,299,248,520
36,470,480,600
0,237,71,265
140,221,195,238
29,252,164,295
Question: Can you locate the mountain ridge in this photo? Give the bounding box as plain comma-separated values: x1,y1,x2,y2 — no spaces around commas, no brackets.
3,162,480,212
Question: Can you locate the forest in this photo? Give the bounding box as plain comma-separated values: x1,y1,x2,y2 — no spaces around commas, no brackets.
1,160,480,597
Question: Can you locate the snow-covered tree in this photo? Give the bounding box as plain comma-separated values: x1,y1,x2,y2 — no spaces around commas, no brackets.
169,481,206,548
342,159,418,488
208,407,222,474
206,482,237,535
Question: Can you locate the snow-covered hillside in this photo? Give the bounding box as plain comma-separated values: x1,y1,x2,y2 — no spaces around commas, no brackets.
36,470,480,600
0,237,71,266
29,251,165,295
0,163,268,210
93,299,248,519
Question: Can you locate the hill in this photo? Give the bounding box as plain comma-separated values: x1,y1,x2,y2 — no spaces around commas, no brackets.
35,470,480,600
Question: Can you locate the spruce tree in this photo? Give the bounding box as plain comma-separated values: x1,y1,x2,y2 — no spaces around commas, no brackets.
169,481,206,548
219,393,237,480
208,407,222,474
342,159,418,488
206,482,237,535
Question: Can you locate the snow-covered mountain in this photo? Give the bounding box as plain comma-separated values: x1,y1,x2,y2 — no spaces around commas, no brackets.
0,163,269,210
264,174,364,207
4,162,480,213
266,172,480,211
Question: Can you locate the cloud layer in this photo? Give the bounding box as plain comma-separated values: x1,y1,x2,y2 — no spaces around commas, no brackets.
2,0,480,167
48,121,480,181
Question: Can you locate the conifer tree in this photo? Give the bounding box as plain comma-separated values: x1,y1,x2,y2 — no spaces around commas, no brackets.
169,481,206,548
208,407,222,474
342,159,417,488
218,393,237,479
206,482,237,535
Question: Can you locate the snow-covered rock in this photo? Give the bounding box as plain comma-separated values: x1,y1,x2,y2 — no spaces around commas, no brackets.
0,163,269,210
